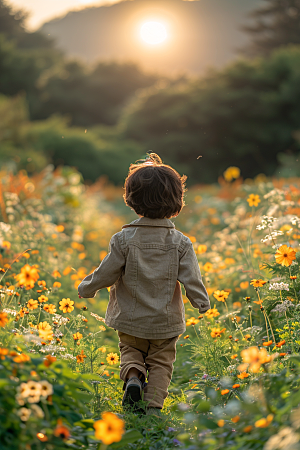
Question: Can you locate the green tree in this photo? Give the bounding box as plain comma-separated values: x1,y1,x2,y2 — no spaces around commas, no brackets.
242,0,300,56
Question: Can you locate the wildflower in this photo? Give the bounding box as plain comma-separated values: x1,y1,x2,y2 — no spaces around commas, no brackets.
90,312,106,322
13,353,31,363
36,432,47,442
269,282,289,291
245,334,251,340
231,354,238,359
205,307,220,318
59,298,74,313
54,420,70,440
250,279,266,287
290,275,297,280
38,321,52,331
52,270,61,278
43,304,56,314
94,412,125,445
184,335,189,339
39,328,53,342
240,346,274,373
15,264,39,289
218,419,225,427
106,353,119,365
240,281,249,289
221,389,230,395
271,300,294,314
38,295,48,303
237,372,249,379
39,381,53,397
76,350,87,363
213,290,229,302
263,340,273,347
18,407,31,421
197,245,207,254
0,348,8,359
276,340,286,348
211,327,226,338
275,245,296,267
224,166,240,182
255,415,274,428
56,225,64,232
186,317,199,326
98,347,106,353
73,332,83,341
232,384,240,389
44,355,56,367
232,416,240,423
203,262,213,272
0,312,8,327
243,425,253,433
247,194,261,207
99,325,106,331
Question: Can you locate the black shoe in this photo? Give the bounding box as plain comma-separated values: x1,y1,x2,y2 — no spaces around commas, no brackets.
122,376,144,412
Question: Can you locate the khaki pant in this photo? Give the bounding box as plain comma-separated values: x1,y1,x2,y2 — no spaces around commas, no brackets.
118,331,178,409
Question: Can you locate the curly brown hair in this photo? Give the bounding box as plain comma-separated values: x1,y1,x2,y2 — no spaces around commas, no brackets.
123,153,187,219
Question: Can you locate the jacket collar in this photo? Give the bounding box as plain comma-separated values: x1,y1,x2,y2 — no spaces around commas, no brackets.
122,217,175,229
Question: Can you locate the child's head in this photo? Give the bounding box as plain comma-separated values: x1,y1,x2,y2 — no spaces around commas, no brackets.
123,153,187,219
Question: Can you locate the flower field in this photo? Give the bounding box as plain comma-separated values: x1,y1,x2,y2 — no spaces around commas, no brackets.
2,165,300,449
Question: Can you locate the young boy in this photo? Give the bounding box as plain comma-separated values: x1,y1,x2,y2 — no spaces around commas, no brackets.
78,153,210,415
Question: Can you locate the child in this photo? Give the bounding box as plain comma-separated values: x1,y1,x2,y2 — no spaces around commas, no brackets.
78,153,210,415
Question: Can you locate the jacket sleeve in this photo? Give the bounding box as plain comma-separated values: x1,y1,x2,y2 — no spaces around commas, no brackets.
78,233,125,298
178,240,211,313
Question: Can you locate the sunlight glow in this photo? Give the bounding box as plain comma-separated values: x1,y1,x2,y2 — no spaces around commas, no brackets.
140,21,168,45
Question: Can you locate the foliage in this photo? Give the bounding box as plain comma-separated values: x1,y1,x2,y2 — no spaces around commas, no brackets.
242,0,300,56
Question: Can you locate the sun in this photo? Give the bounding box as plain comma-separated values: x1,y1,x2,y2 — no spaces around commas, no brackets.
140,21,167,45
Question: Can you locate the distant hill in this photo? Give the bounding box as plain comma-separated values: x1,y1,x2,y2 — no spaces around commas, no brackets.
41,0,262,74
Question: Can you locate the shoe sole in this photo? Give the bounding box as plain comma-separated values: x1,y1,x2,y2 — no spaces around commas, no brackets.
122,384,142,407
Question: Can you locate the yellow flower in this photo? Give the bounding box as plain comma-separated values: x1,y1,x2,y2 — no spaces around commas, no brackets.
98,347,106,353
55,225,65,232
27,299,39,310
247,194,261,207
59,298,74,313
39,328,53,341
186,317,200,326
213,290,229,302
15,264,39,288
223,166,240,182
205,307,220,318
43,304,57,314
38,295,48,303
0,312,8,327
211,327,226,338
73,332,83,341
237,371,249,379
240,346,273,373
275,244,296,267
203,262,213,272
38,321,52,331
255,415,274,428
94,412,125,445
76,350,87,363
250,279,266,288
197,245,207,254
106,353,119,365
2,240,11,249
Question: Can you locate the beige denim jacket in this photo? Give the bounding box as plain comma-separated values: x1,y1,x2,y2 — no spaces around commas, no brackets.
78,217,210,339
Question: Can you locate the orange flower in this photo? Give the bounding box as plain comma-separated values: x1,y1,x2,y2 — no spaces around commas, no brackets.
205,307,220,318
211,327,226,338
76,350,87,363
232,416,240,423
13,353,31,363
203,262,213,272
54,420,70,439
243,425,253,433
43,304,56,314
52,270,61,278
184,335,189,339
186,317,199,326
276,340,286,348
237,372,249,379
53,281,61,288
275,245,296,267
232,384,240,389
0,312,8,327
59,298,74,313
213,290,229,302
15,264,39,288
27,299,39,310
231,354,238,359
250,279,266,288
247,194,261,207
94,412,125,445
240,281,249,289
73,332,83,341
240,346,274,373
197,245,207,254
221,389,230,395
217,419,225,427
44,355,56,367
0,348,8,359
255,415,273,428
38,295,48,303
262,340,273,347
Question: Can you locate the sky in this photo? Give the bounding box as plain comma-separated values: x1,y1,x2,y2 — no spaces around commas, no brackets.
7,0,120,30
